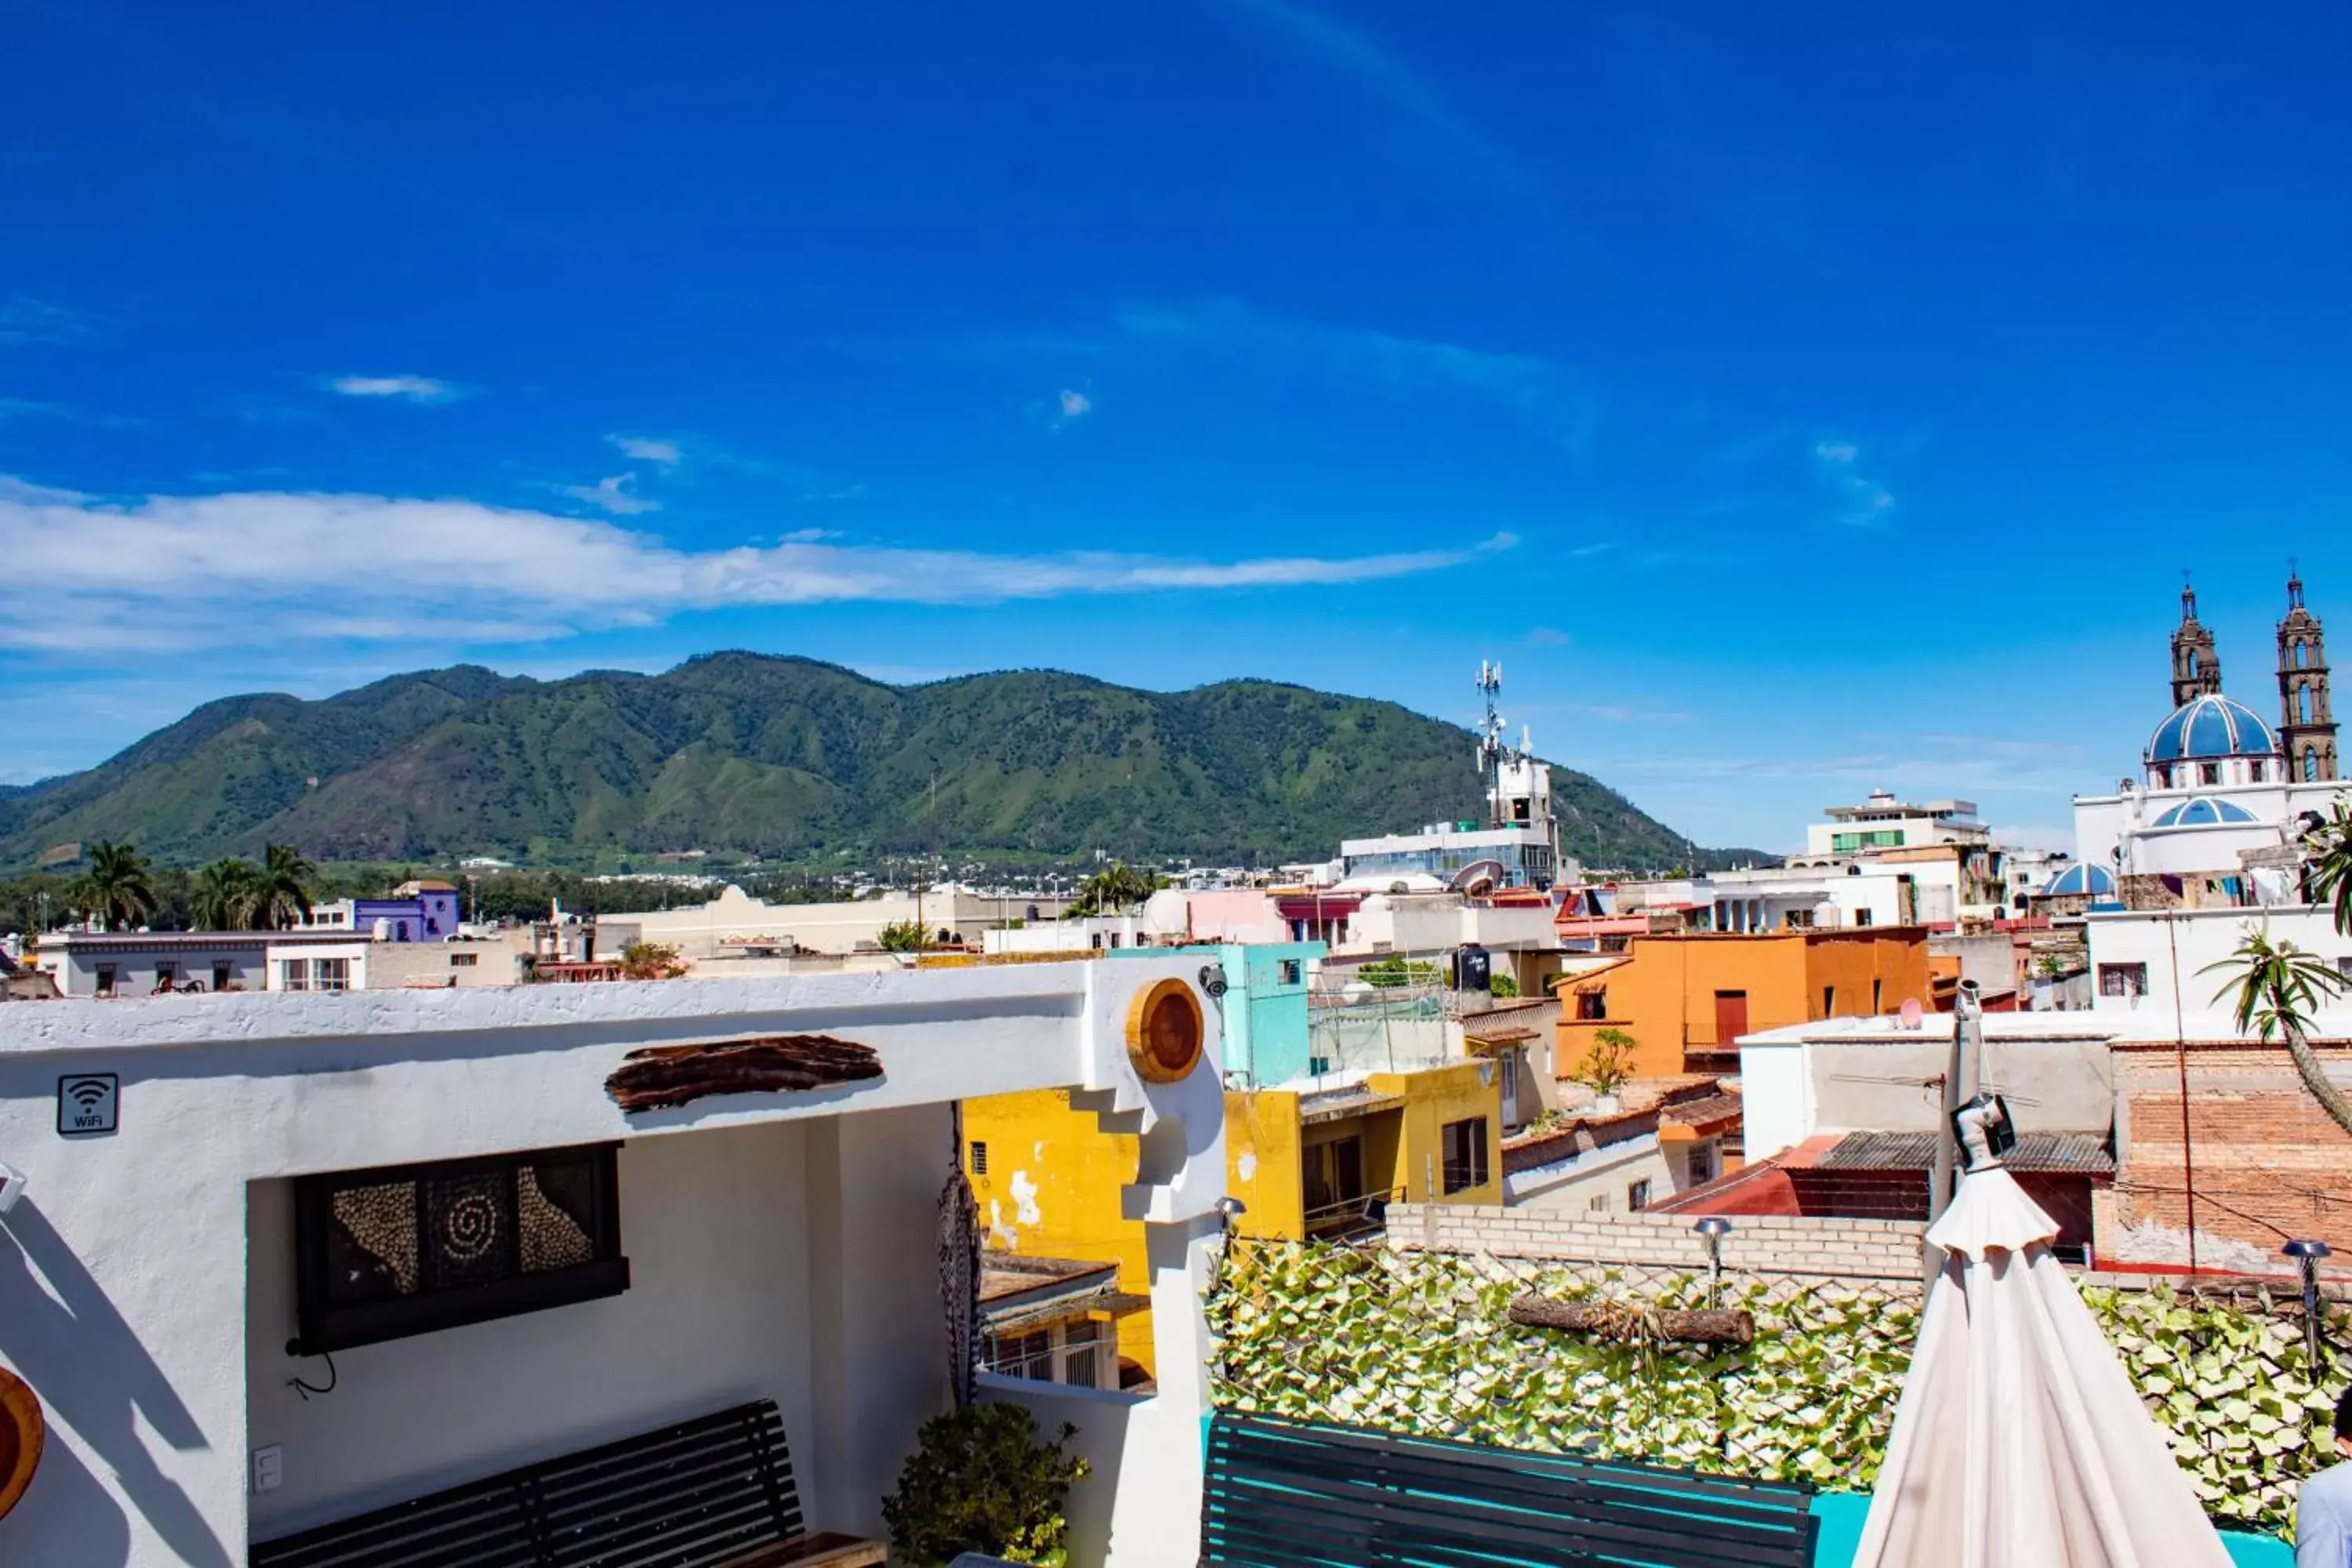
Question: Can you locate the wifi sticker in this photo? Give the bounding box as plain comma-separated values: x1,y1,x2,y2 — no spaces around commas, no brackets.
56,1073,118,1138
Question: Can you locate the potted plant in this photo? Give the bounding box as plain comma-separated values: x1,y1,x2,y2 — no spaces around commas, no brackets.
882,1404,1090,1566
1570,1028,1637,1112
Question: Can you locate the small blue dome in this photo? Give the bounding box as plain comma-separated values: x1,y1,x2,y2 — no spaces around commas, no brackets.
2041,863,2116,897
2150,796,2259,829
2146,694,2279,764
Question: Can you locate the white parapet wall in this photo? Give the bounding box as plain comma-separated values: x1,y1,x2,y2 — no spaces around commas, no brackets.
0,962,1227,1568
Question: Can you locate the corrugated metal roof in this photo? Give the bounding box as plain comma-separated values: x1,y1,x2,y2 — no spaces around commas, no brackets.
1816,1129,2113,1174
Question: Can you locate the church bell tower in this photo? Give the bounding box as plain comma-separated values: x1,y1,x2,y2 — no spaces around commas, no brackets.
2277,570,2339,782
2170,579,2222,708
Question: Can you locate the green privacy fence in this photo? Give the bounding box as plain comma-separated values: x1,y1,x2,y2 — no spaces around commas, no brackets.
1207,1237,2336,1538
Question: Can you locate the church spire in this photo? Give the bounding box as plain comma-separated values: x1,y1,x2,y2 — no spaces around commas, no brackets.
2170,574,2221,707
2278,567,2337,782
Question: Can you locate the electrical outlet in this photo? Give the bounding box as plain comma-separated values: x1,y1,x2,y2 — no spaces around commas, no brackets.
251,1445,283,1494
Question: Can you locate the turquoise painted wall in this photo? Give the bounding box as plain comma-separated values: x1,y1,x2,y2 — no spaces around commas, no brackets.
1111,940,1323,1087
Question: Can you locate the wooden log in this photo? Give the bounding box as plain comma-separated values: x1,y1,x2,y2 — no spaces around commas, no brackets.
1505,1294,1755,1347
605,1034,884,1113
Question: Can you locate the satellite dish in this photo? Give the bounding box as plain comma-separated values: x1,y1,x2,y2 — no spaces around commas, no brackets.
1899,998,1924,1030
1450,858,1507,898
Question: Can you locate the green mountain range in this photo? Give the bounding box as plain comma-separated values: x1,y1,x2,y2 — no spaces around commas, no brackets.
0,655,1722,870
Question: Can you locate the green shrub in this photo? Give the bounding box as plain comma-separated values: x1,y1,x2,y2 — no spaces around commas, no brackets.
882,1403,1090,1566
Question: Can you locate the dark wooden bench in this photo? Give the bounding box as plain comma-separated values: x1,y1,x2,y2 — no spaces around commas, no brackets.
252,1399,884,1568
1202,1410,1818,1567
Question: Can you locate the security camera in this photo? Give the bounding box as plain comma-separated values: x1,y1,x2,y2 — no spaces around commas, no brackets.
1199,964,1229,1000
0,1161,26,1215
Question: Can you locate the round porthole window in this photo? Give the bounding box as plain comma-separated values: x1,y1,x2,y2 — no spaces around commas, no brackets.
1127,978,1205,1083
0,1366,43,1523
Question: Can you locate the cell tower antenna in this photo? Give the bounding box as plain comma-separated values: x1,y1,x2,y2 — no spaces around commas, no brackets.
1475,661,1507,828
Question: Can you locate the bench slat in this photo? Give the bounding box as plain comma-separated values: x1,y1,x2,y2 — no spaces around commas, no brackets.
1202,1412,1818,1568
252,1399,871,1568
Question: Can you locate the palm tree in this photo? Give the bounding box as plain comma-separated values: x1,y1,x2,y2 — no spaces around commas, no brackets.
71,840,158,931
2205,927,2352,1137
2303,800,2352,934
190,858,261,931
252,843,318,930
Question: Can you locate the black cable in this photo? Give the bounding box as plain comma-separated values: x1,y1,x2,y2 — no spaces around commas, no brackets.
288,1349,337,1401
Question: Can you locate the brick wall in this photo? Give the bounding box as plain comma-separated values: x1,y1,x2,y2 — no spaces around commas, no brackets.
1386,1202,1927,1293
2114,1042,2352,1260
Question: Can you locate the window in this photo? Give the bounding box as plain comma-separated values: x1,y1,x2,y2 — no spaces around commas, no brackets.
969,1140,989,1176
281,956,352,993
450,952,478,968
1575,989,1606,1021
2298,644,2310,670
2098,963,2149,999
94,964,116,998
2302,688,2318,724
1105,932,1122,949
1872,978,1883,1014
1854,909,1873,928
1687,1144,1717,1185
2198,763,2221,786
291,1142,627,1354
1089,932,1104,951
1820,985,1835,1017
153,962,176,993
2155,767,2172,788
2251,760,2267,782
1587,1193,1612,1214
1278,958,1302,986
2338,958,2352,982
985,1329,1054,1381
1440,1117,1490,1194
1628,1179,1652,1212
1060,1319,1103,1388
2308,748,2324,783
1831,829,1904,854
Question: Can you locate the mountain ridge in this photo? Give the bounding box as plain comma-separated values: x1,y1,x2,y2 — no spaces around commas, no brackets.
0,654,1734,870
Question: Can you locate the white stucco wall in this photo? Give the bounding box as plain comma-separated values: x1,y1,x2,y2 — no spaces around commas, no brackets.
245,1118,829,1536
0,961,1225,1568
2086,905,2352,1015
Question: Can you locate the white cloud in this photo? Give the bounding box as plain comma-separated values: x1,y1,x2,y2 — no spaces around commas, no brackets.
1214,0,1535,196
1812,436,1895,524
1119,300,1595,454
328,374,464,404
1058,389,1092,419
0,295,93,347
0,477,1512,652
557,474,659,515
608,434,683,466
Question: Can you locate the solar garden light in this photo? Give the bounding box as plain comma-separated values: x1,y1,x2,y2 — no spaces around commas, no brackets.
2284,1240,2333,1368
1693,1216,1733,1307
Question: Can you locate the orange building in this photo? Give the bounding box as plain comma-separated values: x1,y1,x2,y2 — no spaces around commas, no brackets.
1553,928,1933,1078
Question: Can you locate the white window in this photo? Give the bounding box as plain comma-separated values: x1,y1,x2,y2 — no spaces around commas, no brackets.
1628,1179,1652,1212
278,960,310,993
2098,963,2148,999
1587,1193,1612,1214
1060,1319,1103,1388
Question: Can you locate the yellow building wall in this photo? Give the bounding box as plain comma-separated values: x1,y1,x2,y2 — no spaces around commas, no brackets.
962,1089,1160,1377
1369,1062,1504,1207
1225,1088,1306,1240
1802,930,1933,1021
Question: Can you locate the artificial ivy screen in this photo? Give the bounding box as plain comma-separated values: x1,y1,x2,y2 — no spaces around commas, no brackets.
1208,1240,2336,1538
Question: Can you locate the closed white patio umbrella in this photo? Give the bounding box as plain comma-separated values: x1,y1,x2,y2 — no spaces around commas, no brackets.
1854,1102,2234,1568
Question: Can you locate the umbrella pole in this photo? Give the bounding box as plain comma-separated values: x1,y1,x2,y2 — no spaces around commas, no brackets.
1926,982,1984,1284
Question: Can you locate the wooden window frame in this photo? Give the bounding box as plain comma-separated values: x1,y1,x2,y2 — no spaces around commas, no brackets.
290,1142,628,1356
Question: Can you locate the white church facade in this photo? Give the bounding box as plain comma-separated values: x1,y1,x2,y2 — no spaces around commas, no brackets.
2070,575,2348,896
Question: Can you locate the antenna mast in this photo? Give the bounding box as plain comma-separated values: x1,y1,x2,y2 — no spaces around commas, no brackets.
1475,661,1506,829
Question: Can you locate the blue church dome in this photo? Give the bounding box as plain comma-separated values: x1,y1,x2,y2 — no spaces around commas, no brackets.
2149,796,2259,829
2145,694,2279,764
2041,863,2116,898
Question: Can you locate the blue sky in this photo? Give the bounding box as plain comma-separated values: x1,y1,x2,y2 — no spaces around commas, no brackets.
2,1,2347,853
